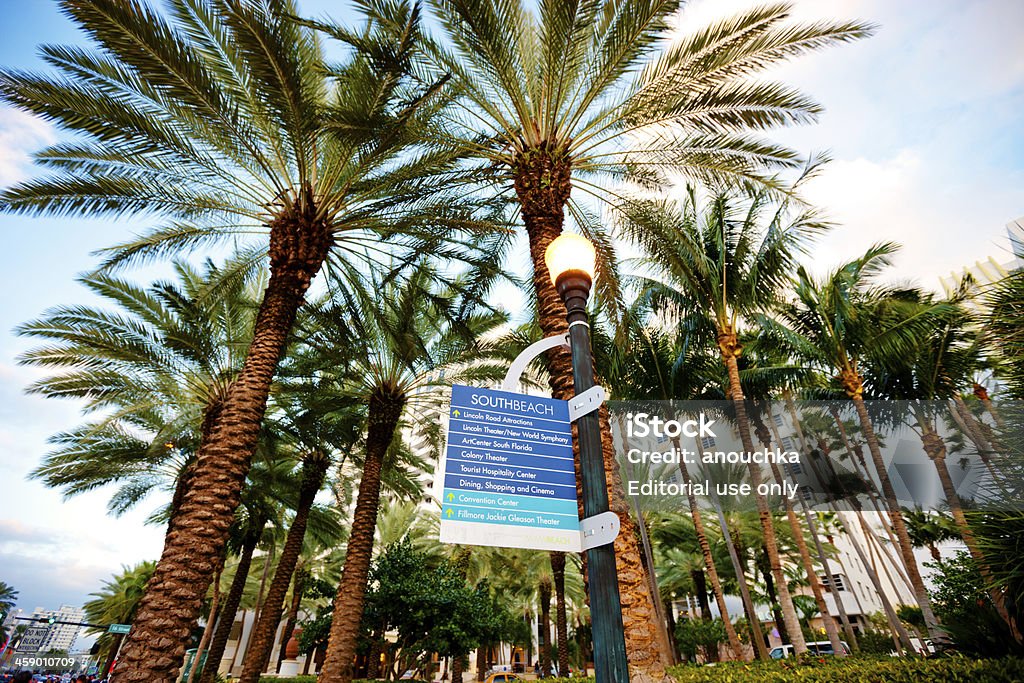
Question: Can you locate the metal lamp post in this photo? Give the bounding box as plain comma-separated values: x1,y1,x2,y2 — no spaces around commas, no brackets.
544,233,630,683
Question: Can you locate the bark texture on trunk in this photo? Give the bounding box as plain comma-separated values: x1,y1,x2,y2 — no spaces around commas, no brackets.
199,532,259,683
116,207,331,683
320,392,405,683
551,552,570,677
514,146,671,680
846,386,947,646
240,455,329,682
720,337,805,655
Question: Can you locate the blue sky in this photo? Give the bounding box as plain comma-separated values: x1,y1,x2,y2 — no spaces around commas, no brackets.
0,0,1022,624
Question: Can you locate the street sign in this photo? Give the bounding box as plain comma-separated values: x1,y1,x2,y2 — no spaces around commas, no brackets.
107,624,131,634
438,384,582,552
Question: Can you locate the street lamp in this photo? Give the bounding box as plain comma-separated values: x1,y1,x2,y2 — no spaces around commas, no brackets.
545,233,629,683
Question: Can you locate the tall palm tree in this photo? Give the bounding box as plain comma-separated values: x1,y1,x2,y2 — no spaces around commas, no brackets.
758,243,953,646
600,314,745,660
360,2,872,675
0,1,495,678
626,186,828,654
866,293,1019,639
309,265,507,683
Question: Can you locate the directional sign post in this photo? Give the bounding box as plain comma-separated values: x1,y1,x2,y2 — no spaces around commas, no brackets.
438,384,582,552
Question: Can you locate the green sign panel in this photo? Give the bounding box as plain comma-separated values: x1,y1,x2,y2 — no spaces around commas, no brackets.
108,623,131,634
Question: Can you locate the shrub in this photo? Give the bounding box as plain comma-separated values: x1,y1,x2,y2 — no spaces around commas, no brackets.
675,618,727,662
668,655,1024,683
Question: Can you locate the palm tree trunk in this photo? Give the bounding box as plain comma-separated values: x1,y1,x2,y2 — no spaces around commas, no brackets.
846,389,948,646
769,408,858,652
756,546,789,644
245,539,276,664
276,569,308,673
917,418,1020,640
539,581,553,677
514,149,671,679
240,457,328,682
320,392,405,683
752,417,844,656
950,396,998,478
840,506,916,653
199,533,259,683
102,634,123,679
116,217,331,682
710,485,768,661
188,568,222,683
765,458,845,655
550,552,570,677
719,339,806,654
673,439,745,661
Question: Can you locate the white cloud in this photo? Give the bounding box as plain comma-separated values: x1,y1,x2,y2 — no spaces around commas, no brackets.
0,107,55,187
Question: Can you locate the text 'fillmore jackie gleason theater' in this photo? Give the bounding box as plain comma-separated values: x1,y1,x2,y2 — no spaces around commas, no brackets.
437,385,585,552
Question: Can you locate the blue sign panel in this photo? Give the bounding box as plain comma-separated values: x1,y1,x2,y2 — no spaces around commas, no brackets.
438,385,582,551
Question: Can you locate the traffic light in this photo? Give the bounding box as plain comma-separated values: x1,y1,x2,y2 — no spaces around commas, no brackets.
48,616,56,625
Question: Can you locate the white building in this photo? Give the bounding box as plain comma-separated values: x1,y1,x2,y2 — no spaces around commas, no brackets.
939,216,1024,299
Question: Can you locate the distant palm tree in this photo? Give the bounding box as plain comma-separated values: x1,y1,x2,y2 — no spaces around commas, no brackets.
758,243,954,647
985,271,1024,399
626,185,828,655
0,1,493,678
83,562,156,677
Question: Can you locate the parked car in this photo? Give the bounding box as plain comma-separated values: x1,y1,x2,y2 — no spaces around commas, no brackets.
768,640,851,659
483,674,522,683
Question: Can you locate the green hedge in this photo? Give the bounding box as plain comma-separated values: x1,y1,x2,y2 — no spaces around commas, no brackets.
668,656,1024,683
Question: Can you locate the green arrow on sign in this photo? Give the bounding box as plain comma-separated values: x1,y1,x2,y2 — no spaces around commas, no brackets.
445,508,453,519
446,492,454,502
453,409,460,417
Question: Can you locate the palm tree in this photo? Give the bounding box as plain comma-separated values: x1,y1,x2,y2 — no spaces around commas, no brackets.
0,1,495,678
626,186,828,654
758,243,953,646
866,292,1019,639
371,2,872,675
0,582,17,642
903,509,959,562
307,265,507,683
601,314,746,660
985,271,1024,399
237,383,359,681
20,259,260,518
83,562,156,677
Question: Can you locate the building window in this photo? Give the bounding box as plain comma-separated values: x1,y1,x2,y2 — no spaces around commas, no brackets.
773,413,784,427
701,435,716,450
820,574,847,592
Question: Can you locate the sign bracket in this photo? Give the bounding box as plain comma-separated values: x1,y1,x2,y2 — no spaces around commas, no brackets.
501,334,570,391
580,511,620,550
568,385,606,421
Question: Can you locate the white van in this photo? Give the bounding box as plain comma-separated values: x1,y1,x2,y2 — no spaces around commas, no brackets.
768,640,851,659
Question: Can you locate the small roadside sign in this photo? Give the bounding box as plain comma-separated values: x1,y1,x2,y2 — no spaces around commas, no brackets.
438,384,582,552
107,623,131,634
